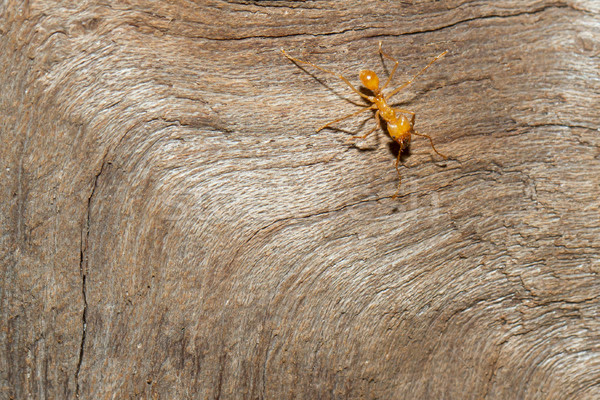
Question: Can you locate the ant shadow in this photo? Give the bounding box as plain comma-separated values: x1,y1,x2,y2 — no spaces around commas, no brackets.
389,141,411,163
290,64,365,108
288,58,419,109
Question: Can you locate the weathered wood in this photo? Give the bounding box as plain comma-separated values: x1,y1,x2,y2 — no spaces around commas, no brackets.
1,0,599,398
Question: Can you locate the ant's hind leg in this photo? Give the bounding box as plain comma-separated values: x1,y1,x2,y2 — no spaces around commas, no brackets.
378,41,400,91
349,110,380,141
385,50,448,101
281,49,372,101
316,105,375,133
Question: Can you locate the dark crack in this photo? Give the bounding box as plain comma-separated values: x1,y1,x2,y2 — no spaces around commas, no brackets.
75,159,106,398
74,263,87,398
524,122,599,131
376,3,574,38
244,196,379,245
174,3,576,42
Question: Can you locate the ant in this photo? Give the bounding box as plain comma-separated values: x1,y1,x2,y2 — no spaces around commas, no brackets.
281,42,448,198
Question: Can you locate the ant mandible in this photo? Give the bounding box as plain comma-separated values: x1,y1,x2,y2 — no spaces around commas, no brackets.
281,42,448,198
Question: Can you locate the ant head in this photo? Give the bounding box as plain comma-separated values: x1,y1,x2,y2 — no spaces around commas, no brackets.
359,70,379,93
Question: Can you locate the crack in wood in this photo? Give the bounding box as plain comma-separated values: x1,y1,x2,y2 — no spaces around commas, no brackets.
75,158,107,398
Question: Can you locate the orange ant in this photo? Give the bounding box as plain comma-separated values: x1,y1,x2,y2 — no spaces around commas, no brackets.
282,42,448,198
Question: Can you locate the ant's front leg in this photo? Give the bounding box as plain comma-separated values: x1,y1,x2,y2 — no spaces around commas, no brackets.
391,149,404,199
412,132,447,159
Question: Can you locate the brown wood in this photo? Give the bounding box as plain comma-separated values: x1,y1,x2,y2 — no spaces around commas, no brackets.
2,0,599,398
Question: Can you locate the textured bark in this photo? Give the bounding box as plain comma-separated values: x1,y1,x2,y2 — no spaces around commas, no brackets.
1,0,600,399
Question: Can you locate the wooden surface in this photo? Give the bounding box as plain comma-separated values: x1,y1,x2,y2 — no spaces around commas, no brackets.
2,0,600,398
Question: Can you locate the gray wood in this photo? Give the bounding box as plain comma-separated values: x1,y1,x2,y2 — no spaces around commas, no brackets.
1,0,599,398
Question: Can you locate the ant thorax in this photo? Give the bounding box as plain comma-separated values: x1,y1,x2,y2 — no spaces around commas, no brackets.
374,96,395,122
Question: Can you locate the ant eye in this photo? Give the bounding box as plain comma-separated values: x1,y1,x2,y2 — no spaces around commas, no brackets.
359,70,379,92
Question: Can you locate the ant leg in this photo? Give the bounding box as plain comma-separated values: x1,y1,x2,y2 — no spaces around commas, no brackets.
317,105,376,132
349,110,380,141
392,149,403,199
385,50,448,101
393,108,416,125
378,41,399,91
281,49,373,101
413,132,447,159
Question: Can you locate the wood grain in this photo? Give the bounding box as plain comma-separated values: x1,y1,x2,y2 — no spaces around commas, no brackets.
1,0,599,398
